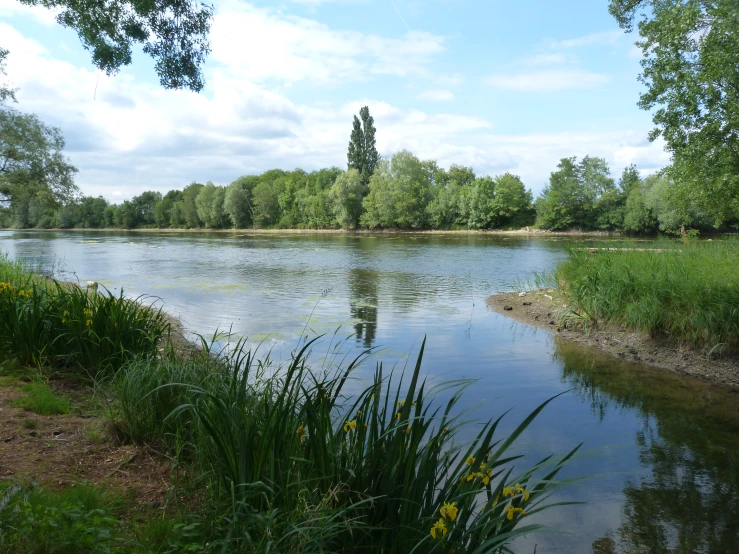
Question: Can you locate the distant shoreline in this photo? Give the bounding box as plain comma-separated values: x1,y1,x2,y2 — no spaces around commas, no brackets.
2,227,625,237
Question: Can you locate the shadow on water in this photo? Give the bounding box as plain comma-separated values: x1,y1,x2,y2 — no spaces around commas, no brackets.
554,338,739,554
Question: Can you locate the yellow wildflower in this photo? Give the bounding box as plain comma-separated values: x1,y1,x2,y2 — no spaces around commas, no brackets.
63,311,70,317
482,470,493,486
343,420,357,432
502,486,515,498
356,410,363,417
296,424,307,442
430,518,447,540
505,505,527,521
439,501,458,522
84,309,93,317
466,456,476,466
86,320,93,327
396,412,402,419
397,400,406,407
404,426,412,435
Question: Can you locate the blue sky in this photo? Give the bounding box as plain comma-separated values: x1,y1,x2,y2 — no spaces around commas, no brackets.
0,0,668,201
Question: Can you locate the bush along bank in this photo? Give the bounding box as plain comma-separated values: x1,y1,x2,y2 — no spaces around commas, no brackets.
0,255,581,553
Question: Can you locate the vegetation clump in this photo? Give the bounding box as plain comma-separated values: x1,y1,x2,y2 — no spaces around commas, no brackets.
555,239,739,352
0,254,169,376
113,337,580,553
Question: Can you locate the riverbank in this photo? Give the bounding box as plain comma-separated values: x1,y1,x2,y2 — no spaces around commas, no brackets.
487,290,739,389
3,226,624,236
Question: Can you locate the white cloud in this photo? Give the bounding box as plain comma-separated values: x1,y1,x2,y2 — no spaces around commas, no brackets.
417,89,454,101
210,2,445,85
0,10,666,203
0,0,58,24
485,68,611,92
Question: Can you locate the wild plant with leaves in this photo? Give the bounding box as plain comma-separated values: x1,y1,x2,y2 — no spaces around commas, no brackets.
116,334,580,553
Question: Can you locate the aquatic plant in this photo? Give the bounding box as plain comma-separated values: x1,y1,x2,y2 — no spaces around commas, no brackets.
116,336,580,553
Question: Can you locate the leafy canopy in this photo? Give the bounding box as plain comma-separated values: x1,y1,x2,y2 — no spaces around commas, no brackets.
609,0,739,223
18,0,214,92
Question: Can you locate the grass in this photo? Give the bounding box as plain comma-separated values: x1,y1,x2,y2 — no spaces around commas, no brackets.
0,482,220,554
115,335,581,553
0,253,170,378
11,381,70,416
555,238,739,352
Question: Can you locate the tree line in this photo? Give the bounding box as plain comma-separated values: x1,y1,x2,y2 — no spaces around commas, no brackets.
4,148,734,234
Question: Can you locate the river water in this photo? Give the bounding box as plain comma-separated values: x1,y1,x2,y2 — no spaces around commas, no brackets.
2,230,737,553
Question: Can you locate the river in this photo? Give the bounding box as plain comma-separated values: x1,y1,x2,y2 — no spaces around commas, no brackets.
1,230,737,553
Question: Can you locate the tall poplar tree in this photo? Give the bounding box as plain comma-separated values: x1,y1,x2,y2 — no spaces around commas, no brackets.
347,106,379,185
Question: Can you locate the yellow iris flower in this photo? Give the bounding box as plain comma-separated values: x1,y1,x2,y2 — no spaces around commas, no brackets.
430,518,447,539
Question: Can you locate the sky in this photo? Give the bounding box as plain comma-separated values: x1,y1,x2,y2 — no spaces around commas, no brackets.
0,0,670,202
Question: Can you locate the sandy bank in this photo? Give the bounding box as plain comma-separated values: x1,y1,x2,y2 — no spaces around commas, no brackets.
487,290,739,389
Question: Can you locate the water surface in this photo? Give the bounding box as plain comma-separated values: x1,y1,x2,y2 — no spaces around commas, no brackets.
2,230,737,553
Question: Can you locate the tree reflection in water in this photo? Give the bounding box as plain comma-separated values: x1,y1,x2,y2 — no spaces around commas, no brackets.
554,338,739,554
349,268,378,348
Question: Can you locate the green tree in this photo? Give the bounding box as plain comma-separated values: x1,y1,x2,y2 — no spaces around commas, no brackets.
154,189,183,228
224,176,258,229
252,181,280,227
610,0,739,223
361,151,432,229
536,156,619,230
18,0,213,91
0,108,78,209
329,168,363,228
177,182,204,228
347,106,379,185
195,182,229,228
131,190,162,227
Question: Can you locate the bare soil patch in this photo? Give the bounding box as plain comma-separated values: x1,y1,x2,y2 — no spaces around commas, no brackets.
487,290,739,389
0,381,173,506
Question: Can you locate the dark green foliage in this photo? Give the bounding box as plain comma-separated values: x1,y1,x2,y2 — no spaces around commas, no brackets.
609,0,739,225
0,483,120,553
115,335,579,553
0,254,170,377
18,0,213,92
536,156,621,230
347,106,380,185
556,240,739,351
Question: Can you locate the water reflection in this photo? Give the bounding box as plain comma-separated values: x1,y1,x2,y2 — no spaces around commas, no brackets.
554,339,739,554
349,268,378,348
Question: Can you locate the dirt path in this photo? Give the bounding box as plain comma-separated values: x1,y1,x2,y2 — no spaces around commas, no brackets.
0,382,173,505
487,290,739,389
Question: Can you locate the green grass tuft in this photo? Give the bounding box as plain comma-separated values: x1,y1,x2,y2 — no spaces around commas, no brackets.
12,381,71,416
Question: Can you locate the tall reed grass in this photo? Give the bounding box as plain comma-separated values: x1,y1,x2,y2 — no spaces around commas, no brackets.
116,336,580,553
0,253,169,376
555,239,739,351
